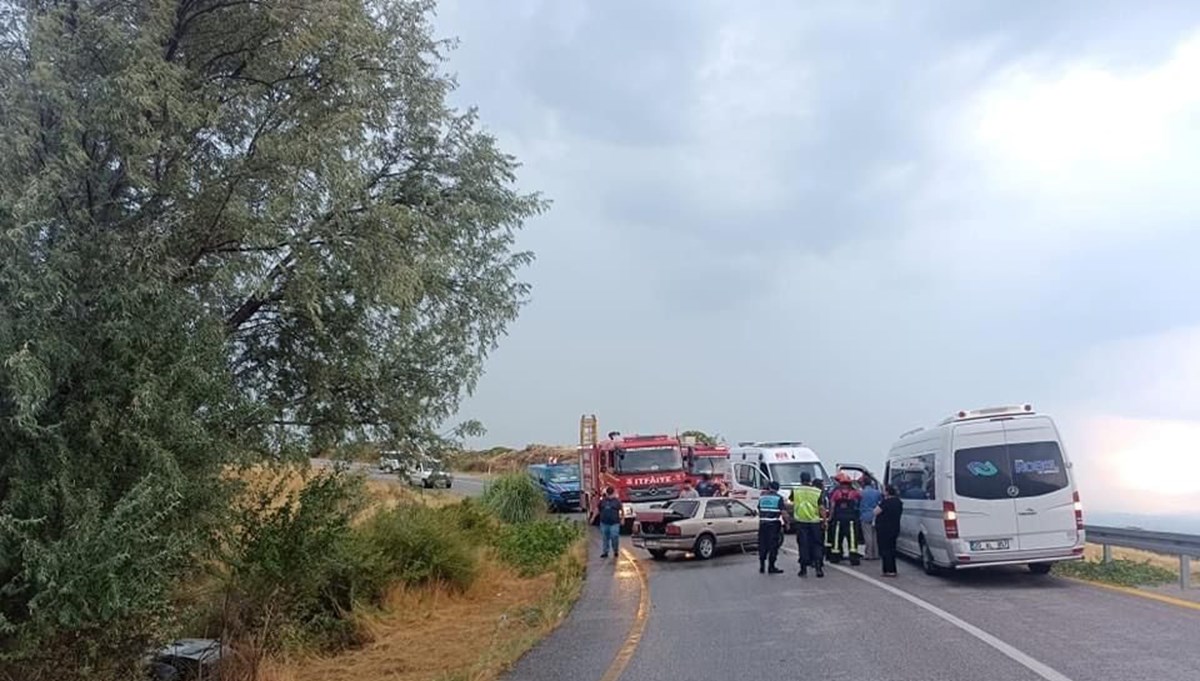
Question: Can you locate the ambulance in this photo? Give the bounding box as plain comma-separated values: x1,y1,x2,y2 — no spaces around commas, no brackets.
727,441,829,502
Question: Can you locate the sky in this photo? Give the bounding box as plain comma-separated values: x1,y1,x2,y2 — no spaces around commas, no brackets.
434,1,1200,520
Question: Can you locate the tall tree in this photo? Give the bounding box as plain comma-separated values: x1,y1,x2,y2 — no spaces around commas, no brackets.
0,0,544,676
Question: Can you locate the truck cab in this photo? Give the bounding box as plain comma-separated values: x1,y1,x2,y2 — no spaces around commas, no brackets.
684,443,732,494
528,461,582,512
580,433,688,534
728,441,829,502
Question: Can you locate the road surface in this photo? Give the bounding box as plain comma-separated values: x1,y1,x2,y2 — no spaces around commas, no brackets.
505,529,1200,681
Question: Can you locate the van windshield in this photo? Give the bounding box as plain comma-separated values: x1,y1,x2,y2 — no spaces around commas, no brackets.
546,465,579,483
954,442,1068,499
768,461,827,487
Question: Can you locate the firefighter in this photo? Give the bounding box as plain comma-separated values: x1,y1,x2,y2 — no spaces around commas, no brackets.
827,472,863,565
756,481,787,574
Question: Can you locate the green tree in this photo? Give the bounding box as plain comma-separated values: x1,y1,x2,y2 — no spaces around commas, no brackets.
680,430,717,446
0,0,543,676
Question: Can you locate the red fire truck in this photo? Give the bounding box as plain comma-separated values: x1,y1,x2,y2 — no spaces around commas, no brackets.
683,440,732,494
580,429,689,534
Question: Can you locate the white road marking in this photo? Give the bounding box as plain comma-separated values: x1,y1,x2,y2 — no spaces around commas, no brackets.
780,547,1074,681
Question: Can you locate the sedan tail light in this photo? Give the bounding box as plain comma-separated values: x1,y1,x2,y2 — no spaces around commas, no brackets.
666,524,681,536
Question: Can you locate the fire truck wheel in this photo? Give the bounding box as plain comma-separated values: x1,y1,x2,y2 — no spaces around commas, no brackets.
694,533,717,560
648,549,668,560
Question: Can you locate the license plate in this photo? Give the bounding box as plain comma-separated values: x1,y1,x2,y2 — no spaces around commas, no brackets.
970,539,1011,551
643,540,661,549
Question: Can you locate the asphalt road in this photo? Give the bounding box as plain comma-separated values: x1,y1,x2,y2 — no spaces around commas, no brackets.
505,528,1200,681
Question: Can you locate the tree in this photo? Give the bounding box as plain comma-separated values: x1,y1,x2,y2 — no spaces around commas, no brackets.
0,1,543,676
680,430,717,446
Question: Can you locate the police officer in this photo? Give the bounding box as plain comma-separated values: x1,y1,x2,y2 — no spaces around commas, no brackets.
827,473,863,566
757,481,787,574
792,473,825,578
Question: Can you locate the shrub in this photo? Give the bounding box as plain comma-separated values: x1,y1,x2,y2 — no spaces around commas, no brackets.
482,473,544,524
495,520,583,577
1055,558,1177,587
216,467,374,652
443,498,500,544
359,505,480,592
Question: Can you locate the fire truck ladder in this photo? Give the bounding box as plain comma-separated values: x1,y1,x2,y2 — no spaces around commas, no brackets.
579,414,598,448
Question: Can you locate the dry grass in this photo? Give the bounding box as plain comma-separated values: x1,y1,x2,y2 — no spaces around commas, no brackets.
1083,543,1197,578
262,542,586,681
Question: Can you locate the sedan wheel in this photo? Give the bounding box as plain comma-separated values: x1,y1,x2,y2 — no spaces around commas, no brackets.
694,534,716,560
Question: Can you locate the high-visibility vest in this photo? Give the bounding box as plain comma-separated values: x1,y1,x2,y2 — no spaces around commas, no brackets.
792,486,822,523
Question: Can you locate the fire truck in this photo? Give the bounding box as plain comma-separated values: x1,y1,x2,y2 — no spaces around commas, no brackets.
683,440,732,493
578,415,689,534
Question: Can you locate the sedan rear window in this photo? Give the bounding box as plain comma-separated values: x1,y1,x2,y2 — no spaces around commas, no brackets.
664,500,699,517
954,442,1068,500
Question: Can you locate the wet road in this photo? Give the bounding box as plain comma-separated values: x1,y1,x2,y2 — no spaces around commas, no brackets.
506,529,1200,681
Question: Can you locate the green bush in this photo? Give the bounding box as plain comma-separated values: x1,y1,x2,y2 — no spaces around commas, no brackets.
482,473,544,524
1054,558,1178,587
495,520,582,577
443,497,500,544
216,468,375,652
359,505,480,591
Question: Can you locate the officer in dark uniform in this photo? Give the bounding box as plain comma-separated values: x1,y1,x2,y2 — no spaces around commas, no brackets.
756,481,787,574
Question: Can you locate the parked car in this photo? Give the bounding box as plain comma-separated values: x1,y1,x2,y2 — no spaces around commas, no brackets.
145,639,226,681
379,451,402,473
631,497,764,560
528,462,582,511
404,457,453,489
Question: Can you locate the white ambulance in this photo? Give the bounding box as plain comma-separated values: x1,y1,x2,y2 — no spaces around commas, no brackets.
884,404,1085,575
727,441,829,502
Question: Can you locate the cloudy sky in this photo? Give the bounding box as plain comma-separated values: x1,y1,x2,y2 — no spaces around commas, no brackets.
435,1,1200,518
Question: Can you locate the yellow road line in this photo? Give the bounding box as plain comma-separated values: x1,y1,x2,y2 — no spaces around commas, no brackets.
598,548,651,681
1062,577,1200,612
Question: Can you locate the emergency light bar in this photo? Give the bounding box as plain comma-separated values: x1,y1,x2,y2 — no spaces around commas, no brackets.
939,404,1034,426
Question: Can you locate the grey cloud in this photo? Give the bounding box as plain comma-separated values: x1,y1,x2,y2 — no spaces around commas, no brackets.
436,1,1200,480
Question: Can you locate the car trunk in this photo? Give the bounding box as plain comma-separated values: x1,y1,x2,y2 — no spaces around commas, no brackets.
634,505,695,536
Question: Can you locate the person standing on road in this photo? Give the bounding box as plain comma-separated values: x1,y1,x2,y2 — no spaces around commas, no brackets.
696,473,718,497
679,481,699,498
827,473,863,565
756,481,787,574
596,486,623,560
792,473,825,578
874,485,904,577
859,475,883,561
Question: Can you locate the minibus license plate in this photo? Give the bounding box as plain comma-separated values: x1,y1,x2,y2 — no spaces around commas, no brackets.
970,539,1010,551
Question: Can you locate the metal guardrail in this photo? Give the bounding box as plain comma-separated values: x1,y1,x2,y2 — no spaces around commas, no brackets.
1085,524,1200,590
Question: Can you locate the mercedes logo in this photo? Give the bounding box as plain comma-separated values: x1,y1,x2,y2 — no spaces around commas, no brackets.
648,487,660,496
1007,485,1020,498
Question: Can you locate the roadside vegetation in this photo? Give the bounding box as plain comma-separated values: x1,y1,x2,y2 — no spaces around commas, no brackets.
0,1,546,679
246,470,585,681
1055,558,1178,587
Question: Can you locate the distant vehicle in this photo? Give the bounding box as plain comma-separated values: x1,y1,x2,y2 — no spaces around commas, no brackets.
403,457,453,489
529,461,582,511
145,639,226,680
631,497,763,560
884,404,1085,575
379,451,401,473
580,431,688,534
683,441,732,493
727,441,829,502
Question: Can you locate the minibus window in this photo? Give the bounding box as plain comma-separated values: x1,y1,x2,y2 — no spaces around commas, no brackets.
1009,442,1068,497
954,445,1013,499
955,442,1068,499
